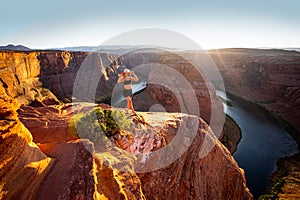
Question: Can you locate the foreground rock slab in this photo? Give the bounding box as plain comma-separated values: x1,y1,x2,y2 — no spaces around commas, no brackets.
16,104,252,199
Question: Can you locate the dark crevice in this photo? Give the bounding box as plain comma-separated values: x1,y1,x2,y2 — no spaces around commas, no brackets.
14,74,21,85
0,78,8,88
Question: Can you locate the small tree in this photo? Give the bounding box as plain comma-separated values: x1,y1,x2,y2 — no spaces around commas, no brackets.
69,108,130,143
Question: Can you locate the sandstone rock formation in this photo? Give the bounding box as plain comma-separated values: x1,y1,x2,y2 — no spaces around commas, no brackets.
0,97,146,199
221,114,242,154
0,87,54,200
275,153,300,199
18,104,78,144
0,50,122,105
36,140,96,200
16,104,252,199
0,51,60,105
208,48,300,133
129,112,252,200
125,51,224,138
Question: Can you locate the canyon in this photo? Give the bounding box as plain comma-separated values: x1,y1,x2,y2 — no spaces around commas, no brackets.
207,49,300,199
208,48,300,134
0,49,251,199
1,48,299,199
0,50,225,138
1,48,299,131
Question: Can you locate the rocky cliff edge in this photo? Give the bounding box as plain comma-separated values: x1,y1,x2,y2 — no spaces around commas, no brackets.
0,101,254,199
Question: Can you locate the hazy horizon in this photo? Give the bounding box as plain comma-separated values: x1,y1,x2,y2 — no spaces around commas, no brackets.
2,43,300,51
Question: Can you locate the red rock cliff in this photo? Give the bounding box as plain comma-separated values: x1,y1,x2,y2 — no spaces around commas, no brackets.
15,104,252,199
208,48,300,133
0,95,145,199
0,87,54,199
0,50,122,105
1,49,252,199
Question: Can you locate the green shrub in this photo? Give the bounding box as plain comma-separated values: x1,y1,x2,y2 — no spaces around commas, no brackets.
259,168,286,200
69,108,130,143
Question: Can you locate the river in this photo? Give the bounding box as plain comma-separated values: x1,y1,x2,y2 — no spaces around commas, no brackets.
216,90,298,199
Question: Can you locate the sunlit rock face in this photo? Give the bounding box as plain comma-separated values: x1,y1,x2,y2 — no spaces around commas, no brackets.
0,97,145,199
0,87,54,200
15,102,252,200
0,50,122,105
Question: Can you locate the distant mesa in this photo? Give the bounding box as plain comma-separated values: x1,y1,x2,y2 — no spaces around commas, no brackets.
0,44,32,51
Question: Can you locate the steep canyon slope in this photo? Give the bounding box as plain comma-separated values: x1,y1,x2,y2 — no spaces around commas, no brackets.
209,48,300,133
206,48,300,198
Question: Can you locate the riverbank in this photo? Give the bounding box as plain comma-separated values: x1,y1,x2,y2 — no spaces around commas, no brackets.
263,109,300,199
221,90,300,199
259,119,300,199
259,153,300,199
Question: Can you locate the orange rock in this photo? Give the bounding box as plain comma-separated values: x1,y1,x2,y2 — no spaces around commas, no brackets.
36,140,97,200
0,87,54,200
18,104,78,144
114,111,253,199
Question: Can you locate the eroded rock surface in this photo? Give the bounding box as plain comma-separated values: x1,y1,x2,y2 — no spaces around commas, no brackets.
208,48,300,133
0,87,53,200
16,104,252,199
0,50,122,105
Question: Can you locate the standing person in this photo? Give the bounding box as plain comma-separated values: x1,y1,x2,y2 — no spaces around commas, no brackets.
117,68,139,112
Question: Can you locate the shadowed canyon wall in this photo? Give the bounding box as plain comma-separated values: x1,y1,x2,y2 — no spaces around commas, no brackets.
208,48,300,133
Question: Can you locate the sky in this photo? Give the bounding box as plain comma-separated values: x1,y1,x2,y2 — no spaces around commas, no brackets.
1,0,300,49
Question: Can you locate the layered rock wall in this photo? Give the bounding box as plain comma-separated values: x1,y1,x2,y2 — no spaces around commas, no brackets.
208,48,300,133
0,50,122,105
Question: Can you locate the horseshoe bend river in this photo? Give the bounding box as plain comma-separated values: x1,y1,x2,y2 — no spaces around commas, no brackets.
216,90,298,199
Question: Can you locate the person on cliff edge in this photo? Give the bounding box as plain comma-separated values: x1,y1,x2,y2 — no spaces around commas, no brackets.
117,68,139,112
